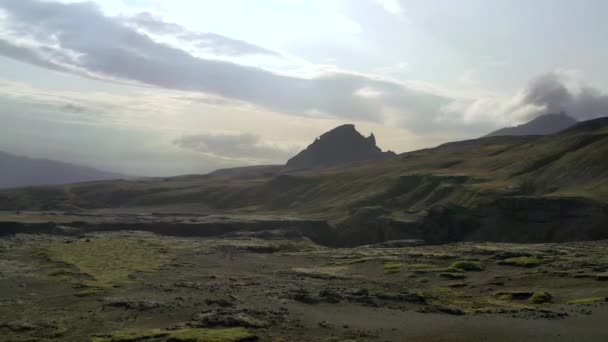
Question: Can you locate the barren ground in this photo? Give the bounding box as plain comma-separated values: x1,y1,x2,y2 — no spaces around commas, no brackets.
1,227,607,341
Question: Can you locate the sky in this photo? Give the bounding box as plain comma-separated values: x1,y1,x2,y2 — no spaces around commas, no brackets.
1,0,608,176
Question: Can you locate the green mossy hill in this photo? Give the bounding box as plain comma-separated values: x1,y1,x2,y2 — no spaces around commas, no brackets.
2,118,607,219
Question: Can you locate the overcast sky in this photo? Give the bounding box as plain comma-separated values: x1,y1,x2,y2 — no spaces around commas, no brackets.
1,0,607,176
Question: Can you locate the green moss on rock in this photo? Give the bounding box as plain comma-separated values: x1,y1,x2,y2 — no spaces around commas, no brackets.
499,257,541,268
529,291,552,304
383,263,403,274
439,272,466,280
74,287,106,297
568,297,607,305
450,260,485,272
495,291,534,300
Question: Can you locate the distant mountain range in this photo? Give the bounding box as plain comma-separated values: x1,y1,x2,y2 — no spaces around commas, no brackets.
486,113,578,137
0,114,587,189
3,117,607,246
286,124,396,169
0,151,125,189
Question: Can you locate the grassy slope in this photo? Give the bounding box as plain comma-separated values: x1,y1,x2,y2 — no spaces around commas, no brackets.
1,119,607,219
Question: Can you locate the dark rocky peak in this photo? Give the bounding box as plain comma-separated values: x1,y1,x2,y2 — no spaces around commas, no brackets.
486,112,578,137
286,124,396,169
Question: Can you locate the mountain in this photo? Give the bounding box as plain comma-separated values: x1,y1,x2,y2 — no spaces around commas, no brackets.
1,117,607,245
486,113,578,137
207,165,283,178
286,124,396,169
0,151,125,189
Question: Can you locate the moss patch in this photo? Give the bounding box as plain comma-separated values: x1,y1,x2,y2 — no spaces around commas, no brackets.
439,272,466,280
529,291,552,304
75,287,106,297
499,257,541,268
43,235,173,287
567,297,607,305
405,263,437,270
495,291,534,301
383,263,404,274
403,263,465,274
450,260,485,272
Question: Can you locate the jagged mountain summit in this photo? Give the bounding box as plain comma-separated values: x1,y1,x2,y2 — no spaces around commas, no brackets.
486,113,578,137
286,124,396,169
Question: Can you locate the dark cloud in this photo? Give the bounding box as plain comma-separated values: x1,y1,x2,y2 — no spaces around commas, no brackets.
128,12,280,57
0,0,450,126
173,133,295,162
61,103,87,113
0,39,68,73
521,72,608,120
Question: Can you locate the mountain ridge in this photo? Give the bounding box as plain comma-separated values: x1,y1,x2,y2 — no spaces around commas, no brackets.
0,151,126,189
1,116,607,245
486,113,578,137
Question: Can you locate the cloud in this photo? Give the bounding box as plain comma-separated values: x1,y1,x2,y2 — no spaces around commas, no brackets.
127,12,280,57
0,0,450,127
520,72,608,121
438,71,608,129
374,0,404,15
173,132,296,163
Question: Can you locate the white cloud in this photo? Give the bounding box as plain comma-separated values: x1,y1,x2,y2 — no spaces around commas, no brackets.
374,0,403,15
438,71,608,130
0,0,453,127
173,132,298,164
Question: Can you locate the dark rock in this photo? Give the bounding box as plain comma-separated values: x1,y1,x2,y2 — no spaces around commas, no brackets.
205,298,236,307
286,124,396,169
418,305,465,315
349,295,378,307
293,289,321,304
0,321,36,332
336,206,421,247
319,289,343,303
104,298,160,311
318,320,331,328
376,292,426,303
349,288,369,296
192,309,268,328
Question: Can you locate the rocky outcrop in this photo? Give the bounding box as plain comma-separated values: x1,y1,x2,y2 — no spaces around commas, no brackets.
335,206,422,247
0,218,338,246
286,124,396,169
421,196,608,244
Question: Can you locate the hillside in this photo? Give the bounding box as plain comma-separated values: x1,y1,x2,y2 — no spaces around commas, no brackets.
1,117,607,245
486,113,578,137
0,151,125,189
